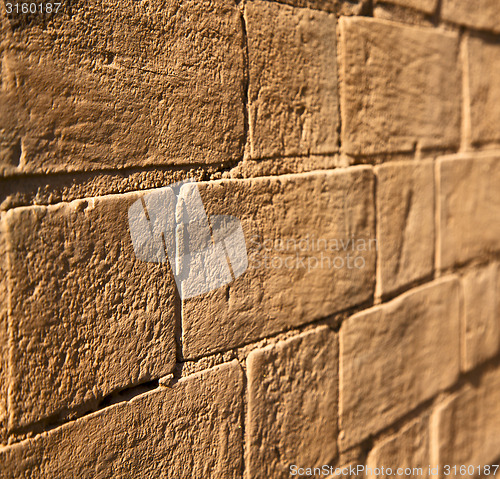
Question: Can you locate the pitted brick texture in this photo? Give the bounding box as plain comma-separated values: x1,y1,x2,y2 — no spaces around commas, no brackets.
1,0,500,473
0,0,245,175
4,195,177,430
0,361,244,479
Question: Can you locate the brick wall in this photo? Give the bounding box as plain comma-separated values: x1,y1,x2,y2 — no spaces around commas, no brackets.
0,0,499,477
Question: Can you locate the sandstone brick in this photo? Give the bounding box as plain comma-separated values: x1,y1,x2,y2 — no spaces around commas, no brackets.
339,17,460,155
432,367,500,477
375,0,438,14
0,0,245,175
461,263,500,372
0,214,8,443
246,327,338,478
245,1,338,159
442,0,500,34
437,155,500,269
4,194,178,430
183,167,376,358
466,37,500,146
375,160,435,297
366,416,431,478
0,361,244,479
340,277,460,449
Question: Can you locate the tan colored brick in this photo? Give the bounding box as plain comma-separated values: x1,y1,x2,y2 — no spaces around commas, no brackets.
442,0,500,34
4,194,177,430
245,1,338,159
183,167,376,358
0,0,245,175
437,155,500,269
0,361,244,479
339,17,460,155
375,0,438,14
462,263,500,372
375,160,435,297
366,416,431,478
432,367,500,477
340,277,460,449
466,37,500,146
246,327,338,478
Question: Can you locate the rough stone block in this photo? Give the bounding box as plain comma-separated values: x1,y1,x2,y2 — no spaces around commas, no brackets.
339,17,460,155
340,277,460,449
438,155,500,269
0,0,245,175
246,326,338,478
183,167,376,358
375,160,435,297
432,367,500,477
0,361,244,478
461,263,500,372
442,0,500,34
466,36,500,146
246,1,339,159
4,193,178,430
374,0,438,14
366,416,431,478
0,214,8,444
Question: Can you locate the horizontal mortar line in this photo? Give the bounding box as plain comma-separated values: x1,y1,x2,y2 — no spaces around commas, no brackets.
0,158,240,182
246,151,340,162
438,252,500,277
0,151,342,184
458,24,500,41
0,163,370,213
345,146,457,161
0,151,345,193
376,273,436,304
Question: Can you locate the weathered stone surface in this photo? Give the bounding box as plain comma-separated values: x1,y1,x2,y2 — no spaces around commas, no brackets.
375,160,435,297
0,214,8,443
183,167,376,358
340,277,460,449
437,155,500,269
442,0,500,34
246,327,338,478
366,416,431,478
339,17,460,155
0,0,245,175
0,361,244,479
432,367,500,476
245,1,338,159
4,193,178,430
375,0,438,14
466,37,500,145
461,263,500,372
